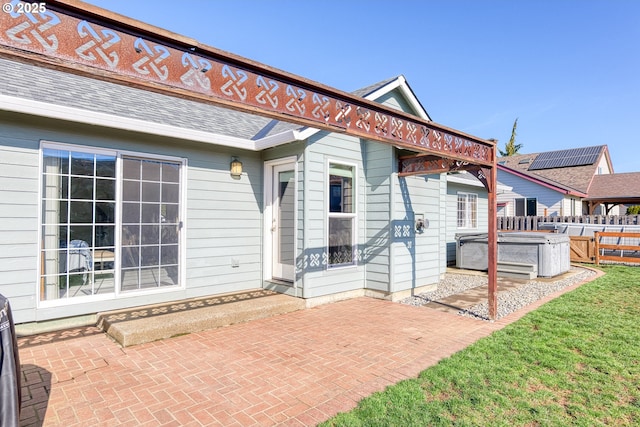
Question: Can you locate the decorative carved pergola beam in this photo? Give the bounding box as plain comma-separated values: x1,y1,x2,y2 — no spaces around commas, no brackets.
0,0,496,166
399,155,493,193
399,155,476,176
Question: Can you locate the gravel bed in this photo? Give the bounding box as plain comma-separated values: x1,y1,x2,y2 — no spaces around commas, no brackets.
400,267,597,321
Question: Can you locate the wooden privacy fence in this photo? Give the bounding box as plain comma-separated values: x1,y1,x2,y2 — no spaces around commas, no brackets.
594,231,640,265
497,215,640,231
494,217,640,264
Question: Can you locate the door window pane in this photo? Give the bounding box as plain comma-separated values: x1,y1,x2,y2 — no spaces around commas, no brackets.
70,176,94,199
163,204,179,223
142,160,161,181
142,203,160,223
95,154,116,178
142,182,161,202
161,225,179,244
96,178,115,200
122,202,140,223
122,180,140,201
162,183,180,203
70,151,94,176
120,156,181,292
278,171,295,268
162,163,180,183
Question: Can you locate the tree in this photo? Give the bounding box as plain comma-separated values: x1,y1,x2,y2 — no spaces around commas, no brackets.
626,205,640,215
498,118,523,156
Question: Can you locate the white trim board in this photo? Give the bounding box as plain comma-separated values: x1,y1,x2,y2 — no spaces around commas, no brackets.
0,94,306,151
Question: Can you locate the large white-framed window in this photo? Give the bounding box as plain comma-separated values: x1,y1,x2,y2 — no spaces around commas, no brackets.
39,142,184,303
457,192,478,229
327,162,356,268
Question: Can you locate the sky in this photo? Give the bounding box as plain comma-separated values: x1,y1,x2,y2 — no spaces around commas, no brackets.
83,0,640,173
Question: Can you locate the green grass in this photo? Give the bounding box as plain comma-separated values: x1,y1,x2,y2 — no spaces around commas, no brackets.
320,265,640,426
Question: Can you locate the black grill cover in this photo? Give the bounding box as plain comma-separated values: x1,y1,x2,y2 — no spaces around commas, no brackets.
1,294,21,426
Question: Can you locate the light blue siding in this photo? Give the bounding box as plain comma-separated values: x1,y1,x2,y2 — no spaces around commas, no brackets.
0,115,265,323
363,141,393,291
0,122,41,322
391,174,444,291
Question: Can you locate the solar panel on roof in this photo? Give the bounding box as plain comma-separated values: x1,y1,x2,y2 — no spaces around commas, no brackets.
528,146,601,170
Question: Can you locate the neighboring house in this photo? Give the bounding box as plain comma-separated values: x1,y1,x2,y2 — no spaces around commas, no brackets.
496,145,620,217
444,172,511,265
583,172,640,214
0,35,489,327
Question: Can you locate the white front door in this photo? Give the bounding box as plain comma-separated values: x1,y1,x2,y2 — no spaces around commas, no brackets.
270,162,296,282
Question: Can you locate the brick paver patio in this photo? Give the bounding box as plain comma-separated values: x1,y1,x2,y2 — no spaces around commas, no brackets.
18,270,601,426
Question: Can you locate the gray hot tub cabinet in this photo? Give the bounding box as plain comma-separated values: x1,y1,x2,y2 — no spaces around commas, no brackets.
456,232,570,277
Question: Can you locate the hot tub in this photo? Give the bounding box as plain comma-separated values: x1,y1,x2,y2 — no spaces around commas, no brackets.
456,232,570,277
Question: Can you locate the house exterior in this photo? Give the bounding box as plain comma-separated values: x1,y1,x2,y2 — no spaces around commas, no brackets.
0,51,484,327
0,3,500,329
496,145,619,217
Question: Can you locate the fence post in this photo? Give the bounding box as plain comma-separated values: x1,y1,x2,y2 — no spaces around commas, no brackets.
594,231,600,266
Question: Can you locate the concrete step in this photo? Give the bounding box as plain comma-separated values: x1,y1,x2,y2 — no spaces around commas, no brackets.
97,289,306,347
497,261,538,274
497,268,537,280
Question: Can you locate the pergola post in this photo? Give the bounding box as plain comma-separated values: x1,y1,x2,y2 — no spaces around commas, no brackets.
487,161,498,320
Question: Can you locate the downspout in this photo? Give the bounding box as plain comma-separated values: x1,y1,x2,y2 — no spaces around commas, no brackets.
301,143,309,299
389,153,396,295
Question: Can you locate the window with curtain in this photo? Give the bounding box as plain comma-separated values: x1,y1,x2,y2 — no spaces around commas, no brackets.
328,163,355,267
457,192,478,228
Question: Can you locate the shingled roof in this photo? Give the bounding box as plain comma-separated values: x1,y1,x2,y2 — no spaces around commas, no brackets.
497,145,610,194
585,172,640,202
0,56,301,141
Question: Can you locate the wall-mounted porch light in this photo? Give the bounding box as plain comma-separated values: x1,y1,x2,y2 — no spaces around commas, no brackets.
230,157,243,178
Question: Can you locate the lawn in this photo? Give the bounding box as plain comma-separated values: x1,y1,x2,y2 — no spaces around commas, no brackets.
320,265,640,426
